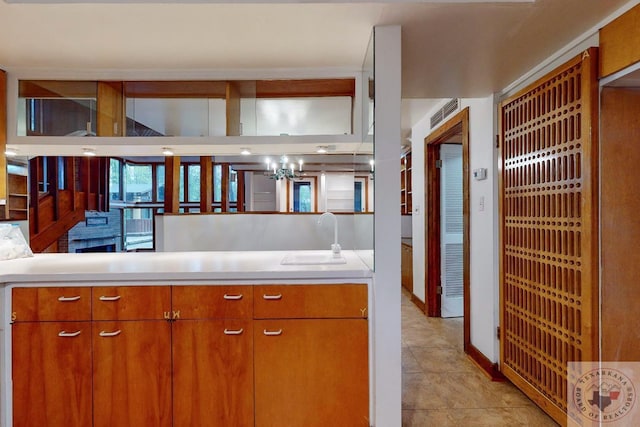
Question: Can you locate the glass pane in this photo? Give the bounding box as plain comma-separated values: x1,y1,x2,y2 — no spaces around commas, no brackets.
179,165,185,203
109,159,121,201
188,164,201,202
124,208,153,250
213,165,222,203
156,165,165,202
124,164,153,203
354,181,363,212
125,98,225,137
229,168,237,202
18,81,97,136
58,157,66,190
293,182,311,213
249,97,352,136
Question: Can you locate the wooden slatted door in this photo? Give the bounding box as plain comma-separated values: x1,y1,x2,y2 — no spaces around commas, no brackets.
499,48,599,424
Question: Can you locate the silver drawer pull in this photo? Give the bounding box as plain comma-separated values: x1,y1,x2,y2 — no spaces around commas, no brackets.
58,296,81,302
58,330,81,337
224,328,244,335
223,294,243,300
263,329,283,336
99,330,122,337
263,294,282,300
99,295,121,301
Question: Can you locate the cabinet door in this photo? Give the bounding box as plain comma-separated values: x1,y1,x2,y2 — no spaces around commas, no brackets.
93,321,172,427
12,322,92,427
254,319,369,427
173,320,254,427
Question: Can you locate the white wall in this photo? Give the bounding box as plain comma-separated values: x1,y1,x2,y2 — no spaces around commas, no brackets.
155,213,373,252
410,95,498,362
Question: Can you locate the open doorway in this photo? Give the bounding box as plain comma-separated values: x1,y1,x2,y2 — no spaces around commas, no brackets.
425,108,470,351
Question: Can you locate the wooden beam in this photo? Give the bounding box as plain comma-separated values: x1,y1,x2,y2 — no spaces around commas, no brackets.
124,81,227,99
200,156,213,213
97,82,124,136
164,156,181,214
19,80,97,99
256,78,355,98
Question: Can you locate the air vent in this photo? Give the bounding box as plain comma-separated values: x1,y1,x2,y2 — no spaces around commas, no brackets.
430,98,460,129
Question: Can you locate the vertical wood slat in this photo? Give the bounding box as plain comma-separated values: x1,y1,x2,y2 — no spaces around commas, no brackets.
0,70,6,219
499,48,599,425
199,156,213,213
164,156,181,214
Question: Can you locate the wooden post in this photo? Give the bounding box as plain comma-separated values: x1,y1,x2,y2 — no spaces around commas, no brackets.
236,171,245,212
164,156,181,214
200,156,213,213
226,82,241,136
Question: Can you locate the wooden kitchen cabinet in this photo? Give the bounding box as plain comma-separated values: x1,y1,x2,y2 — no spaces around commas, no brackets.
12,322,92,427
401,243,413,292
92,286,172,427
254,319,369,427
93,320,172,427
172,285,254,427
254,284,369,427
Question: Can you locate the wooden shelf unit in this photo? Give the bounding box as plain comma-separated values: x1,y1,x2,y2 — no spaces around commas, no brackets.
400,151,412,215
8,172,28,220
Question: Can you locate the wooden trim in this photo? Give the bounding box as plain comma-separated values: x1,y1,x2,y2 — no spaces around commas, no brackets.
466,344,505,382
599,3,640,78
200,156,213,213
0,70,6,219
424,108,471,356
255,78,355,98
19,80,97,99
221,163,229,212
410,293,425,312
124,81,227,98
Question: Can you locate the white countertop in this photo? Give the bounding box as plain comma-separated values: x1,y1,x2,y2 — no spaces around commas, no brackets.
0,250,373,285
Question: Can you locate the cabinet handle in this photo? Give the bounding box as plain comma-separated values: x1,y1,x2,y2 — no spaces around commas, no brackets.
262,294,282,300
224,328,244,335
99,330,122,337
58,296,81,302
263,329,283,336
99,295,121,301
58,330,82,337
223,294,243,300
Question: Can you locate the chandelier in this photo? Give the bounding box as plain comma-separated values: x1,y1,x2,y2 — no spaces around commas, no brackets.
266,156,303,180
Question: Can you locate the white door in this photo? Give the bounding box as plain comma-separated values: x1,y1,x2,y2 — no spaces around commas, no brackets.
440,144,463,318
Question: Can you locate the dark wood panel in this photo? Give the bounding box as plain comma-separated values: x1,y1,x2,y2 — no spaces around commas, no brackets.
600,87,640,361
599,4,640,77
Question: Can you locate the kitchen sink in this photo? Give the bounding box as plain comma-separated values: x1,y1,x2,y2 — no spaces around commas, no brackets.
280,252,347,265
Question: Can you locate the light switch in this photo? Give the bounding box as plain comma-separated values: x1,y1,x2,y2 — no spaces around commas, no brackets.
473,168,488,180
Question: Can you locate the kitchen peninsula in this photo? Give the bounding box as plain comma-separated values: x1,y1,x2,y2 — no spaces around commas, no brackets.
0,250,373,427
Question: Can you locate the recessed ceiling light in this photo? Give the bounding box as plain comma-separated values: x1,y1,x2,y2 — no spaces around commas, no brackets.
316,146,328,154
162,147,174,156
240,148,251,155
82,148,96,157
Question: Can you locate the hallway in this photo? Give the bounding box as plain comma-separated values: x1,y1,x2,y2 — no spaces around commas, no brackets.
401,291,559,426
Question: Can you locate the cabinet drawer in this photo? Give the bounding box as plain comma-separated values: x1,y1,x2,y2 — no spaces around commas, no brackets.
93,286,170,320
12,287,91,321
254,285,368,319
172,285,253,319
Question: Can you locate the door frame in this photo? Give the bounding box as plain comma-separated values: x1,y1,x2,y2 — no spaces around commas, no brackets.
424,107,470,350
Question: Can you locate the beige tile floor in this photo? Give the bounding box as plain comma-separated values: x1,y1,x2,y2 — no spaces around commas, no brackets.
401,290,560,427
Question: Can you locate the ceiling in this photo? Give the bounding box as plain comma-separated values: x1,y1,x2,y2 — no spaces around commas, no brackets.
0,0,634,138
